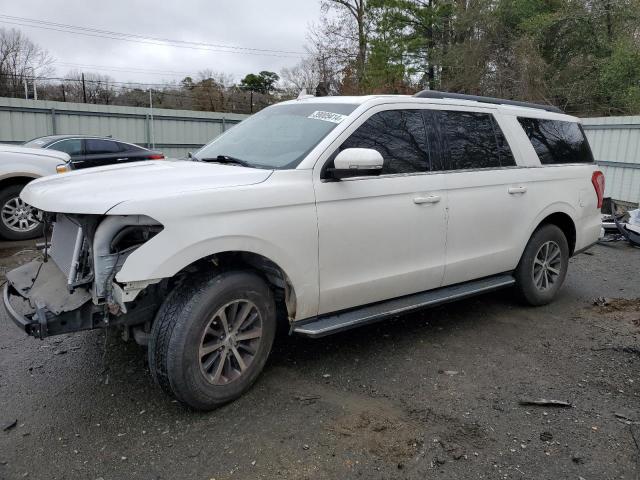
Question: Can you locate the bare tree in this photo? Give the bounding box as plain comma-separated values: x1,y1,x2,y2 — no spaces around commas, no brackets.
0,28,54,97
63,71,116,104
321,0,370,91
306,15,356,94
280,57,321,95
198,70,234,88
189,70,232,111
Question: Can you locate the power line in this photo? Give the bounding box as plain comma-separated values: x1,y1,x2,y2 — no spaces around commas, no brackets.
0,15,308,59
0,14,305,54
0,20,297,60
55,62,198,78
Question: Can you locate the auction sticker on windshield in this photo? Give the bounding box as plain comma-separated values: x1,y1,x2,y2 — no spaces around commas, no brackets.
308,111,347,123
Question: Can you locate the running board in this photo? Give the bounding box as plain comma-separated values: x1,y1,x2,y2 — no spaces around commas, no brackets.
293,274,515,338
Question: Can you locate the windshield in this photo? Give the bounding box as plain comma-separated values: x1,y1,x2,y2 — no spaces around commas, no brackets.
23,137,54,148
195,103,358,169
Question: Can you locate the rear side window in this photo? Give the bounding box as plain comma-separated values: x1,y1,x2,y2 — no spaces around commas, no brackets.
86,139,121,155
433,111,516,170
338,110,430,174
518,118,594,164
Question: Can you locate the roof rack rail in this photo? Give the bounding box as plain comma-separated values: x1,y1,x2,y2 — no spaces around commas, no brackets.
413,90,563,114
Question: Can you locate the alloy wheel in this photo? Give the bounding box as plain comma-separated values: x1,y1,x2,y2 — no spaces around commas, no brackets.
1,196,40,233
198,300,263,385
532,240,562,292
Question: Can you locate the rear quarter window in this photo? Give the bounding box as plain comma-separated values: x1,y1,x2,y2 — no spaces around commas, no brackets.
518,118,594,164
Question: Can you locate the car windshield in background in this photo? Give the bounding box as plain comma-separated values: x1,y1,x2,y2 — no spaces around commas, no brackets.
23,138,54,148
195,103,358,169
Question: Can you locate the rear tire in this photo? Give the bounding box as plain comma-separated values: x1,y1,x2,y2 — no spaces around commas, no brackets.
514,224,569,306
0,184,43,241
148,270,276,411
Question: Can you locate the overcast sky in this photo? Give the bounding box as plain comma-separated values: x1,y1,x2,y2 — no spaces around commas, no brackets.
0,0,321,85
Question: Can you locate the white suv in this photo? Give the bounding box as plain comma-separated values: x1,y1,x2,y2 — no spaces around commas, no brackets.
4,91,603,410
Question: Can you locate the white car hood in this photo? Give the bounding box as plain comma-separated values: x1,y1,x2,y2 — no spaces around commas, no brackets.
21,160,273,214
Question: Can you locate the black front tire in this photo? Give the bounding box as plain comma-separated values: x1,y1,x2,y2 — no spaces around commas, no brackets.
148,270,276,411
514,224,569,306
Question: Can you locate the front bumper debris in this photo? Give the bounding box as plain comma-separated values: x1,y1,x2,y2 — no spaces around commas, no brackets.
3,282,40,336
3,260,99,339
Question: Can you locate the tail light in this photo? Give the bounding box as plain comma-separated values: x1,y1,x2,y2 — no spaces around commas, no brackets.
591,170,605,209
148,154,165,160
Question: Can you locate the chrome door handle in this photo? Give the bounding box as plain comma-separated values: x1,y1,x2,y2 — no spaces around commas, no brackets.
414,195,441,205
116,158,129,161
508,186,527,194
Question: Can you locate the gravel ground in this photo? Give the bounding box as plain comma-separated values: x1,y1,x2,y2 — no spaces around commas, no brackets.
0,241,639,480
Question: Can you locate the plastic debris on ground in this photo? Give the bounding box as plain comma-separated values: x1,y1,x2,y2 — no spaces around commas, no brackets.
599,199,640,247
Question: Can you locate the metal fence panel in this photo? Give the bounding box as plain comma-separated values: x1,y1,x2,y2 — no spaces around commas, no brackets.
0,97,247,159
583,116,640,206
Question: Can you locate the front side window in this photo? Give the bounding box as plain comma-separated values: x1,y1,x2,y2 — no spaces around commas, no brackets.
49,139,82,156
86,139,121,155
336,110,430,174
434,111,515,170
196,103,358,169
518,117,594,164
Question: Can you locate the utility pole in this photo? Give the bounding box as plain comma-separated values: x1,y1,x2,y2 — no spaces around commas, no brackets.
149,88,155,149
81,73,87,103
23,78,28,99
250,90,254,114
33,78,37,101
61,83,66,102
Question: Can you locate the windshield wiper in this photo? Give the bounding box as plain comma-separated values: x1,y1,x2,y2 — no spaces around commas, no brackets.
198,155,253,168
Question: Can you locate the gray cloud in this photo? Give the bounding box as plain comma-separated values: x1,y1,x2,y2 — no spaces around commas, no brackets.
1,0,320,84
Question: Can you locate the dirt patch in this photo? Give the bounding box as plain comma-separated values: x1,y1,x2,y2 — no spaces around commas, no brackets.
590,297,640,331
405,404,492,468
593,297,640,314
275,370,425,462
328,409,422,461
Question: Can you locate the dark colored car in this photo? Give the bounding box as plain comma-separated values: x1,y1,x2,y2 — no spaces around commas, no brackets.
23,135,165,169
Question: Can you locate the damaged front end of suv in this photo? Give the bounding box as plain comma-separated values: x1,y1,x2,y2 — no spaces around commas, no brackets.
4,212,165,342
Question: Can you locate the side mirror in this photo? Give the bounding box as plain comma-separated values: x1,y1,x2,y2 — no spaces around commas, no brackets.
327,148,384,180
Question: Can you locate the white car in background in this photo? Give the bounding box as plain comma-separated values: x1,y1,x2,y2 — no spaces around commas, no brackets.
4,91,603,410
0,145,70,240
